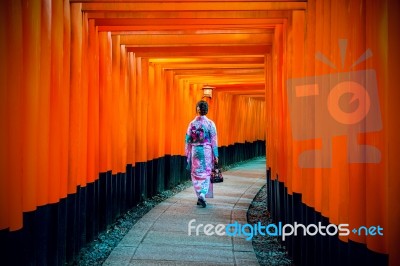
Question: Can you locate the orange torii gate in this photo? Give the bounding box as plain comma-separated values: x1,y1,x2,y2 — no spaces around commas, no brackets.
0,0,399,265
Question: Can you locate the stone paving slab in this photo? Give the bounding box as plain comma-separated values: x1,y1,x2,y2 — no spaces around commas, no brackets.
104,157,266,266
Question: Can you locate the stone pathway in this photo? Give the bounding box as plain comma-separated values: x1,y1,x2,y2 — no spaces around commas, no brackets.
104,157,266,265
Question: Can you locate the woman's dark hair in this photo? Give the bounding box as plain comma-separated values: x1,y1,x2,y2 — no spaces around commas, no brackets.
196,100,208,115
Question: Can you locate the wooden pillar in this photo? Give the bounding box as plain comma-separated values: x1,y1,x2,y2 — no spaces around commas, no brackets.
127,52,136,166
87,18,99,183
2,1,24,231
68,2,82,193
387,1,400,265
111,35,120,174
22,0,41,211
60,0,70,199
0,0,8,230
120,45,128,172
48,0,65,203
98,31,112,173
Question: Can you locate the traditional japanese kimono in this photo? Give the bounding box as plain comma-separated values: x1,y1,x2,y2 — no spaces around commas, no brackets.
185,115,218,199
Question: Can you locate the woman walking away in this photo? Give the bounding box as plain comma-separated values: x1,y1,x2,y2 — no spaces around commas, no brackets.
185,100,219,208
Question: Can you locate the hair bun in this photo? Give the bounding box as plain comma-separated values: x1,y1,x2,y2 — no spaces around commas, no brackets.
197,100,209,115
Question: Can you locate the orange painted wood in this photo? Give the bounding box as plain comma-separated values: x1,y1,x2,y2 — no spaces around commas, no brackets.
0,1,8,230
59,0,71,200
48,0,64,203
68,3,83,193
80,2,307,12
387,0,400,263
36,0,51,206
127,52,136,165
120,33,273,46
21,0,41,212
87,18,100,183
1,6,395,265
77,11,89,188
98,31,112,173
111,35,121,174
1,1,24,231
120,45,129,170
126,45,271,57
0,0,255,231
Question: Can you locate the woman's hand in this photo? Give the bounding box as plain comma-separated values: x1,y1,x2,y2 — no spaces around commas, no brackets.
214,157,219,164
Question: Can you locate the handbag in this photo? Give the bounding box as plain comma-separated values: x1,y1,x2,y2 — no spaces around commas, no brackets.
211,162,224,183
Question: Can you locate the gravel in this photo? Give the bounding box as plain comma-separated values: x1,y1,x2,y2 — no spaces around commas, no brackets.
247,184,294,266
69,181,193,265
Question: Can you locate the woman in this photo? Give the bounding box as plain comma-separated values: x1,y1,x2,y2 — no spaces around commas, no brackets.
185,100,219,207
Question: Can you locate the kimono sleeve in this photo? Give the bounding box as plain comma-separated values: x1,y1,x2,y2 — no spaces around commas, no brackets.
210,121,219,158
185,122,192,167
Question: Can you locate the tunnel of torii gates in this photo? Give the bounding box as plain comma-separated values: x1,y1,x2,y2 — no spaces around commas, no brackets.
0,0,399,265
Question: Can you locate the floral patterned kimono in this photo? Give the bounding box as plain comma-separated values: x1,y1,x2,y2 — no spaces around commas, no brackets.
185,115,218,199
